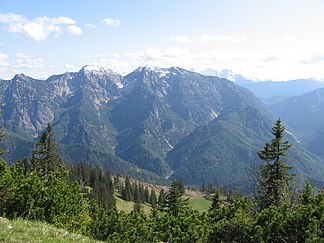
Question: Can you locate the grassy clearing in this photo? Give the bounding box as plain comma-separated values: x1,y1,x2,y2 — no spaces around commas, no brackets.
184,190,212,213
188,197,212,213
115,189,212,215
115,196,152,215
0,217,100,243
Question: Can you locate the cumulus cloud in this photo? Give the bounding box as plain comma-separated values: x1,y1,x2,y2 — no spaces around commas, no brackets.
0,13,82,41
170,35,194,43
103,18,120,27
51,16,75,25
13,53,45,68
0,13,26,23
202,34,247,43
67,25,83,35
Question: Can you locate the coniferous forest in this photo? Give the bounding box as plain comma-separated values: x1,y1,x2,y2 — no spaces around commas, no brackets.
0,121,323,242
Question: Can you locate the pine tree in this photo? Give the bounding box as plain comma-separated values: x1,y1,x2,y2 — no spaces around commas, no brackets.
114,174,121,192
30,123,63,177
144,186,150,203
134,183,140,202
209,190,222,212
158,188,165,205
121,176,133,201
257,119,294,209
150,189,157,206
133,200,143,214
159,180,189,216
0,119,4,155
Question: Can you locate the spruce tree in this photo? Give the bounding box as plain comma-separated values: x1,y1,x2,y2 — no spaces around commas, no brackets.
257,119,294,209
150,189,157,206
158,188,165,204
121,176,133,201
209,190,222,212
159,180,189,216
144,186,150,203
30,123,63,177
134,183,140,202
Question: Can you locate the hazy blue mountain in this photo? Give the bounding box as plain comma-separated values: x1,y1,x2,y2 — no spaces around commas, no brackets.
241,79,324,104
203,69,324,104
270,87,324,159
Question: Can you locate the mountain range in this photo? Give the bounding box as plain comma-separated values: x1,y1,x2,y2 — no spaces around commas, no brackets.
270,87,324,160
1,65,323,188
203,68,324,105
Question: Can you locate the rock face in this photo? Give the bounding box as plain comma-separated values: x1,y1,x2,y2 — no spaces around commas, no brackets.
1,65,324,187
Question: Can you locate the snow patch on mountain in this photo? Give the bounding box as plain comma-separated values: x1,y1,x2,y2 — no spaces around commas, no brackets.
210,109,219,120
82,65,106,73
286,130,301,143
165,138,173,149
116,82,124,89
81,65,121,78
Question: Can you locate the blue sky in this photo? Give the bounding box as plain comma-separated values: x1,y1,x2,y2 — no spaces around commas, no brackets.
1,0,324,81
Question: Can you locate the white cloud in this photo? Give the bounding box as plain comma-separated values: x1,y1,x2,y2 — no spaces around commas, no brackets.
170,35,194,43
0,13,82,41
51,16,75,25
64,64,78,70
103,18,120,27
84,23,96,29
300,54,324,64
0,52,9,67
0,13,26,23
282,34,297,41
145,48,162,59
14,53,45,68
202,34,247,43
103,46,324,81
68,25,83,35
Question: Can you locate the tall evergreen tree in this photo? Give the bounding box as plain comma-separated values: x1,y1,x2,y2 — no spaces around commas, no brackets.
150,189,157,206
158,188,165,205
134,183,140,202
0,119,4,155
144,186,150,203
257,119,294,209
121,176,133,201
159,180,189,216
30,123,63,177
209,190,222,212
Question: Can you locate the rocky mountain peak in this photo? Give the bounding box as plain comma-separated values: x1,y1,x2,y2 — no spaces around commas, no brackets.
13,73,32,81
80,65,120,77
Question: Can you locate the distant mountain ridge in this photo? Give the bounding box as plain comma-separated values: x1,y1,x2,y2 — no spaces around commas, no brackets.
1,65,323,187
270,87,324,160
203,68,324,104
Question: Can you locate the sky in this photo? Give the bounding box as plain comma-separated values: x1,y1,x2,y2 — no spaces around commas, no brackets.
1,0,324,81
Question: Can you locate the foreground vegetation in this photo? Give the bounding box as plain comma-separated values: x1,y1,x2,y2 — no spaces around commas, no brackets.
0,217,101,243
0,121,323,242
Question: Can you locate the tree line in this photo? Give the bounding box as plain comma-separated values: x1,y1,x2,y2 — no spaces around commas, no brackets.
0,120,323,242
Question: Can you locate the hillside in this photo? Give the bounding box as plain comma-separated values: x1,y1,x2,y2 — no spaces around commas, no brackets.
0,217,101,243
